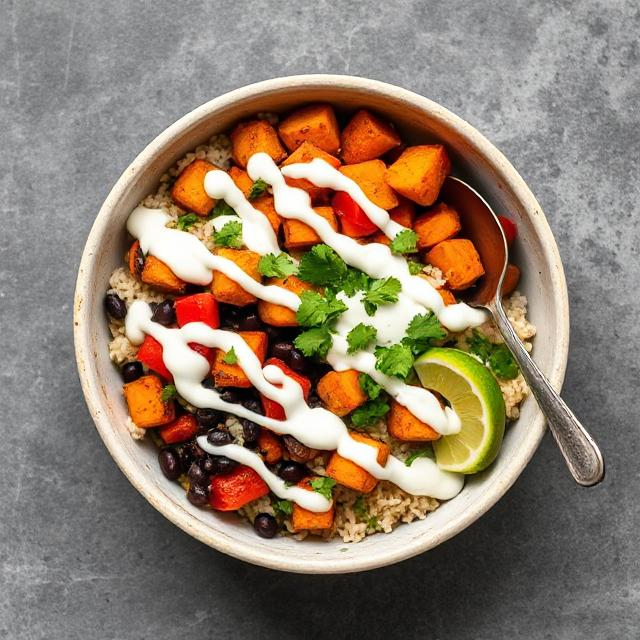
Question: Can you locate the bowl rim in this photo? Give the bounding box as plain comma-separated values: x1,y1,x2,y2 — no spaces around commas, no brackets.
73,74,569,573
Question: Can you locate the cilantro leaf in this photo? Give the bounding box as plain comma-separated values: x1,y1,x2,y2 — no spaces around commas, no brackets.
351,397,390,427
297,244,348,286
408,260,425,275
346,323,377,354
161,384,177,402
296,290,347,327
367,516,379,530
272,499,293,517
309,477,336,500
340,268,372,297
213,220,243,248
248,178,268,200
258,252,297,278
374,343,414,379
362,277,401,316
358,373,382,400
404,446,435,466
403,312,447,355
390,229,418,255
467,330,493,362
353,495,367,520
294,326,333,358
176,213,199,231
210,200,237,218
223,347,238,364
488,344,519,379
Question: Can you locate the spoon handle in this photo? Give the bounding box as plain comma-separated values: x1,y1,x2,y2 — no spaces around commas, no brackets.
488,300,604,486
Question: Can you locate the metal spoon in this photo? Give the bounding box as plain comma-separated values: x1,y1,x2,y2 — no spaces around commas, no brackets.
439,176,605,486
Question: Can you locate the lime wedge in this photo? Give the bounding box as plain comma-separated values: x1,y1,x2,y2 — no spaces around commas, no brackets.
414,348,505,474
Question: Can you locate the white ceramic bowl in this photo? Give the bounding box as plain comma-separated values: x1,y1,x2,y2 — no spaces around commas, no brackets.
74,75,569,574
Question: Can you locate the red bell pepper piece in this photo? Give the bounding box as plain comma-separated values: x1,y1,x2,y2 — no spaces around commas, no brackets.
497,216,517,247
260,358,312,420
332,192,378,238
189,343,216,367
209,465,269,511
137,335,172,381
175,293,220,329
158,414,198,444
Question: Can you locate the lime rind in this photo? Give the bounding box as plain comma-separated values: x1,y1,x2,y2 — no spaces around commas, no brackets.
414,348,506,474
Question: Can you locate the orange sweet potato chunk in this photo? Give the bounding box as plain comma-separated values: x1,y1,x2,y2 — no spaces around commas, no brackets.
340,160,399,210
387,400,441,441
170,159,218,216
386,145,451,206
211,331,268,388
326,432,390,493
123,375,175,428
281,141,341,202
258,276,316,327
211,248,261,306
252,195,282,234
341,109,402,164
257,429,284,464
283,206,338,250
278,103,340,154
230,120,287,168
316,370,367,417
414,203,462,250
291,477,335,532
141,256,186,294
228,166,254,197
425,239,485,290
369,198,416,245
502,263,520,297
437,288,457,306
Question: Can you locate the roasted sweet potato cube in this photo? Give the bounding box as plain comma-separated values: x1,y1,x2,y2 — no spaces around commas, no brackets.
211,248,261,306
230,120,287,169
341,109,402,164
228,166,254,197
502,263,520,297
170,159,218,216
316,370,367,417
425,239,485,290
386,145,451,206
283,206,338,250
326,432,390,493
278,103,340,154
414,203,462,250
252,195,282,234
437,288,457,306
141,256,186,294
369,199,416,245
211,331,268,388
258,276,316,327
340,160,399,210
257,429,284,464
291,477,335,532
123,375,175,428
388,400,440,441
281,141,341,202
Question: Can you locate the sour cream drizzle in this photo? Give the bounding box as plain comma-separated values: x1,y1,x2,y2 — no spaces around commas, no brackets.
125,301,464,510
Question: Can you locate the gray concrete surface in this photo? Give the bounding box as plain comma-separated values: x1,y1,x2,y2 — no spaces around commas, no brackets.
1,0,638,638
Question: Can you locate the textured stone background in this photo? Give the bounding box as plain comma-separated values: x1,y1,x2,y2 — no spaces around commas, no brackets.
1,0,638,638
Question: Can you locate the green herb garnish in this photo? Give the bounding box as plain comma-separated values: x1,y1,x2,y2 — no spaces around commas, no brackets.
351,397,390,427
407,260,425,275
362,276,401,316
258,252,297,278
222,347,238,365
404,446,435,467
294,326,333,358
297,244,348,286
213,220,243,248
467,330,519,380
272,499,293,517
161,384,177,402
390,229,418,255
176,213,199,231
353,495,367,520
309,477,336,500
374,343,414,380
346,323,377,354
358,373,383,400
295,290,347,327
367,516,379,530
402,312,447,355
248,178,268,200
210,200,238,218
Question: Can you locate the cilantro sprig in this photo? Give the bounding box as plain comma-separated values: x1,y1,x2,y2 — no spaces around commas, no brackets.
271,499,293,518
402,312,447,355
161,384,177,402
407,260,425,275
404,446,435,467
297,244,348,286
467,330,519,380
176,213,199,231
346,323,377,354
294,326,333,358
359,373,382,400
309,477,336,500
390,229,418,255
295,290,347,327
213,220,243,248
258,253,297,278
362,277,401,316
247,178,268,200
222,347,238,365
374,343,414,380
351,397,390,427
210,200,237,218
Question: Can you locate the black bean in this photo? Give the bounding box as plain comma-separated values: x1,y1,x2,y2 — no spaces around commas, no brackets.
239,312,263,331
201,456,216,475
196,408,221,429
207,429,233,446
104,293,127,320
211,456,237,475
187,461,207,486
253,513,278,538
190,442,207,459
151,299,176,326
278,461,306,484
288,349,306,372
220,389,240,404
283,435,315,462
187,483,209,506
121,361,143,383
306,390,322,409
242,420,260,444
158,448,181,480
271,341,294,362
241,397,263,415
174,443,194,470
201,378,216,390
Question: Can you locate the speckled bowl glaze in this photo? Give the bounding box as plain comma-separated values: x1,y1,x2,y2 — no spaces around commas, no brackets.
74,75,569,574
